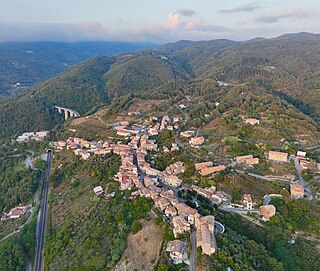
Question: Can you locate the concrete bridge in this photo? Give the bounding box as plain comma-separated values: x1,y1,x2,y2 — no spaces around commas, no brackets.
54,106,80,120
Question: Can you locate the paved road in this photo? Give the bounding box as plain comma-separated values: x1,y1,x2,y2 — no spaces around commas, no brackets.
189,227,196,271
263,194,283,205
219,206,259,213
235,169,290,183
214,221,225,234
294,157,313,200
34,150,52,271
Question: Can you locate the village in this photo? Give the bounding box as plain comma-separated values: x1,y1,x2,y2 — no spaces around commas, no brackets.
45,113,317,265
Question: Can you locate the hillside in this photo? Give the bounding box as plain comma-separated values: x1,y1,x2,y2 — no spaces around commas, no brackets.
0,35,320,139
0,41,155,98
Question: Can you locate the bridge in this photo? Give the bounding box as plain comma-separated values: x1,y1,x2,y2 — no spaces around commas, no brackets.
54,106,80,120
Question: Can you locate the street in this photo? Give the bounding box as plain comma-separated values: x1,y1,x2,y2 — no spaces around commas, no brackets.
189,227,196,271
34,149,52,271
294,157,313,200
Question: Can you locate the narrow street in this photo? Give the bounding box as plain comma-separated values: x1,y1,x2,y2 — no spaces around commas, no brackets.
294,157,313,200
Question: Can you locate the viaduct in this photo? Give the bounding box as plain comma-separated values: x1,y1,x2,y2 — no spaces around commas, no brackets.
54,106,80,120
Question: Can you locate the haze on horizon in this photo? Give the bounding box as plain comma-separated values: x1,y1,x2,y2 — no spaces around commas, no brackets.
0,0,319,43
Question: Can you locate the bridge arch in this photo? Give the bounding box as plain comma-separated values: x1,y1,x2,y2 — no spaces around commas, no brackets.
54,106,80,120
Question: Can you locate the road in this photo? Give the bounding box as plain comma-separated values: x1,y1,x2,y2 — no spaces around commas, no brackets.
294,157,313,200
189,227,196,271
219,206,259,213
34,150,52,271
263,194,283,205
234,169,290,183
214,221,225,234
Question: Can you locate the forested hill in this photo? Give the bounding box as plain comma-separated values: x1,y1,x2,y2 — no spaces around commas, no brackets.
0,33,320,139
0,41,155,98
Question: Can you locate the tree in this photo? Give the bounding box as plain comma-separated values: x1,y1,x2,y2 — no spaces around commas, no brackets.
131,220,142,234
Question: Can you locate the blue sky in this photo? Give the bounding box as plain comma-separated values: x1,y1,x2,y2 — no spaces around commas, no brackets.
0,0,319,43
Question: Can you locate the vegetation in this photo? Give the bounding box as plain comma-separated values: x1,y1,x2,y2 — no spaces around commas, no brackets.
0,157,39,212
0,236,25,271
44,152,152,270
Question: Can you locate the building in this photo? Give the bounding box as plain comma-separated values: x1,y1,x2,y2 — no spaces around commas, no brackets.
246,157,259,165
161,173,183,187
175,203,198,224
259,205,276,221
93,186,104,196
172,216,190,237
268,151,288,162
236,155,254,163
290,184,304,199
165,206,178,217
199,165,226,176
117,129,131,137
166,240,187,264
195,215,216,256
300,159,309,169
296,151,306,158
195,161,213,171
180,131,195,138
189,136,205,146
245,118,260,125
243,194,254,209
8,204,28,219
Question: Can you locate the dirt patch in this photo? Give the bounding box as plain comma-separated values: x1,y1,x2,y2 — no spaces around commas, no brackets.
113,220,163,271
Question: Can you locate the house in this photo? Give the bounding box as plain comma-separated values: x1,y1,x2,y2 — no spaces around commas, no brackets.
166,240,187,263
171,143,179,151
195,215,216,256
195,161,213,171
290,184,304,199
57,141,67,149
268,151,288,162
160,190,179,205
259,205,276,221
165,206,178,217
175,203,198,224
117,129,131,137
172,216,190,237
8,204,28,219
180,131,195,138
120,178,132,190
161,173,183,187
35,130,49,139
296,151,306,159
199,165,225,176
154,197,171,211
246,157,259,165
243,194,254,209
245,118,260,125
236,155,253,163
93,186,104,196
300,159,309,169
189,136,205,146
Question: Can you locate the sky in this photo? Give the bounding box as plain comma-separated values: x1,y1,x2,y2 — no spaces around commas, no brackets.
0,0,319,43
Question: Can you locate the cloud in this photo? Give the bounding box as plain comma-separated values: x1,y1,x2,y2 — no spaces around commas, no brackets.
166,9,196,29
0,21,111,42
255,8,310,23
219,2,261,13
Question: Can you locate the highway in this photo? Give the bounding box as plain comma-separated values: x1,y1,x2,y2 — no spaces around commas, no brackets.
34,150,52,271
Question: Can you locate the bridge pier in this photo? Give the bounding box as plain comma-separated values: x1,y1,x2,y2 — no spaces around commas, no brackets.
64,110,69,120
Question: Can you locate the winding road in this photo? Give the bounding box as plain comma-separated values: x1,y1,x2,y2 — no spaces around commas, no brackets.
294,157,313,200
34,150,52,271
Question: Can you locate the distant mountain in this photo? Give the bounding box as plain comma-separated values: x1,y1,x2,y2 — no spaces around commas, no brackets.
274,32,320,41
0,35,320,138
0,41,156,98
